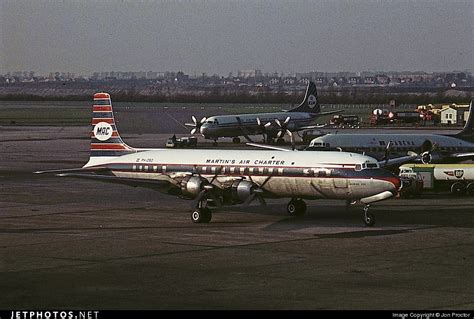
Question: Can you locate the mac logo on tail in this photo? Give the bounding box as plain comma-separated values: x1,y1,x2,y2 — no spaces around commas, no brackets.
94,122,113,141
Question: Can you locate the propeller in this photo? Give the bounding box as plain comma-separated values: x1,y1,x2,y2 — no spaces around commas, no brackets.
242,176,272,206
275,117,292,139
382,141,392,166
184,116,207,135
256,117,272,142
191,165,222,208
275,117,296,150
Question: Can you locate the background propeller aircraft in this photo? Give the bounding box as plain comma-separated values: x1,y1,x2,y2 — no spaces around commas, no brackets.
185,81,340,146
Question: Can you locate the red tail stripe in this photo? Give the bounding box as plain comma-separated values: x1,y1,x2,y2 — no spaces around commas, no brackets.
91,118,114,125
94,93,110,99
91,144,128,150
93,106,112,111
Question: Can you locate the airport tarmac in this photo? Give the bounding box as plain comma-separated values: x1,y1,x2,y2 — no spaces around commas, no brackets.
1,125,474,310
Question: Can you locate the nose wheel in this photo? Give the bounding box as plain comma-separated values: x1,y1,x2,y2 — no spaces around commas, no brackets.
363,205,375,227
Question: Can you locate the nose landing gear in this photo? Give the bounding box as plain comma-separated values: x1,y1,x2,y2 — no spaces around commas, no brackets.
363,204,375,227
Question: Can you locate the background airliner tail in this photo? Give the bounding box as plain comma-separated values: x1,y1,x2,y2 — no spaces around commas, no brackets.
455,100,473,141
287,81,321,113
84,93,136,167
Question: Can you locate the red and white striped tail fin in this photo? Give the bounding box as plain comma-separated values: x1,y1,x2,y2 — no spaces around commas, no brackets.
83,93,135,167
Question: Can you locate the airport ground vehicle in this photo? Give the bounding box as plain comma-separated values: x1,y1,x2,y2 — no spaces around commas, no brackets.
330,114,359,127
399,163,474,196
165,136,198,148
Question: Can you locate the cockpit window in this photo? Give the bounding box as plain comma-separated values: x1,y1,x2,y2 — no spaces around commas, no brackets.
356,162,379,171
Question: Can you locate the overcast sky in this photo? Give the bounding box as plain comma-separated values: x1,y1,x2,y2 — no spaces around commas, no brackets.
0,0,472,75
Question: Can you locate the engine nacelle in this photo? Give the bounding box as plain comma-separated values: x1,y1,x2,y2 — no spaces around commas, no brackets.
231,180,255,203
421,152,442,164
180,176,205,198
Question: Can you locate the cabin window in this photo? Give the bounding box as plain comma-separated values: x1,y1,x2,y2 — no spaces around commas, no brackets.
132,165,137,171
278,168,284,175
162,165,167,172
366,163,378,169
153,166,157,172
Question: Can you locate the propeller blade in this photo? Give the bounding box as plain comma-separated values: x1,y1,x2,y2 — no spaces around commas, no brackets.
286,130,292,137
256,117,261,126
256,195,267,206
275,118,281,127
184,123,196,127
284,116,290,124
200,117,207,124
277,131,283,138
192,115,197,124
243,193,257,206
191,128,196,135
264,122,272,128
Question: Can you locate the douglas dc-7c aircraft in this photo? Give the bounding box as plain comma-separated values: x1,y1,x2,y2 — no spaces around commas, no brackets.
36,93,404,227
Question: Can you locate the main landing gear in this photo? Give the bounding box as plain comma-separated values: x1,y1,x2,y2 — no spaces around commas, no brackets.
362,204,375,227
191,198,213,224
287,198,307,217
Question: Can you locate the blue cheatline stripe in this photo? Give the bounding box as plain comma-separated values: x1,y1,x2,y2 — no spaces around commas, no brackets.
92,112,114,118
93,99,111,105
91,137,125,144
90,150,136,157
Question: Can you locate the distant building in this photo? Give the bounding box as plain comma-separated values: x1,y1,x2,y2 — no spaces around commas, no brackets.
237,69,262,78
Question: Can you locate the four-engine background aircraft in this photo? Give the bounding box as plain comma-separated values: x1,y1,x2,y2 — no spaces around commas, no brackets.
185,81,340,145
35,92,404,227
307,101,474,164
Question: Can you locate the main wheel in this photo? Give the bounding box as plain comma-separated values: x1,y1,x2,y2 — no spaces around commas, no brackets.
232,137,241,144
295,200,307,216
466,182,474,196
287,199,306,216
191,208,205,223
202,207,212,223
451,182,466,196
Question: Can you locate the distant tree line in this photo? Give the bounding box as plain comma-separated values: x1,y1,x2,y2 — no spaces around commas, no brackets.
0,90,471,105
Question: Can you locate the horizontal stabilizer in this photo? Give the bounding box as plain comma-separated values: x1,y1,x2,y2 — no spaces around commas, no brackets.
34,167,108,174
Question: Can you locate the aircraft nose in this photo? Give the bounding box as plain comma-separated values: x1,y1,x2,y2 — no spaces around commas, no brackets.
200,124,208,135
386,172,402,193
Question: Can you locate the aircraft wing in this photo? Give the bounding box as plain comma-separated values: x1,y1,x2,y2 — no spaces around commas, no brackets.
34,167,108,174
246,143,293,152
378,152,419,169
292,124,327,131
54,172,172,190
450,152,474,160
